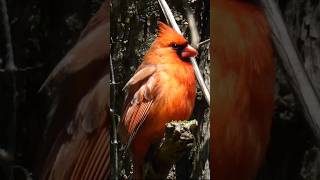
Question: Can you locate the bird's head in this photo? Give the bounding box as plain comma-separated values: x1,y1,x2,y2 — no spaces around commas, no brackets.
147,22,198,63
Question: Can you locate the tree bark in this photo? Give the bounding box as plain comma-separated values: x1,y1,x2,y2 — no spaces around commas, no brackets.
111,0,210,179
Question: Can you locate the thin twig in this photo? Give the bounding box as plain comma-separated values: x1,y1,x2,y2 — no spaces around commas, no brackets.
1,0,16,71
182,2,210,178
157,0,210,105
1,1,17,180
0,64,43,73
198,39,210,47
109,54,119,180
261,0,320,143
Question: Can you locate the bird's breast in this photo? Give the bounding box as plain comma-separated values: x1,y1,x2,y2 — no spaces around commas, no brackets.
138,63,196,143
156,63,196,118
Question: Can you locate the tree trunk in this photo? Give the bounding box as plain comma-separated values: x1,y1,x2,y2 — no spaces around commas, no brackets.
110,0,210,179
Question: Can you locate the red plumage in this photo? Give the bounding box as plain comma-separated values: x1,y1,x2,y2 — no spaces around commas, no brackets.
119,22,198,179
211,0,275,179
38,2,110,179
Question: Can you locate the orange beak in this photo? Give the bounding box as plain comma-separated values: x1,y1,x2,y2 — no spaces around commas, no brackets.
181,45,198,58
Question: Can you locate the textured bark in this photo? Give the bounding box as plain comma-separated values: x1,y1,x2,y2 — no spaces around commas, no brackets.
111,0,209,179
256,1,320,179
144,120,198,179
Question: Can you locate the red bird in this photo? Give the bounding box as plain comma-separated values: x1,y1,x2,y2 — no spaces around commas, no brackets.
38,2,110,180
211,0,275,179
119,22,198,178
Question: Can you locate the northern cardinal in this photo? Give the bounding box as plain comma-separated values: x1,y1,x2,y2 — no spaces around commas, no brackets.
37,2,110,179
211,0,275,179
119,22,198,178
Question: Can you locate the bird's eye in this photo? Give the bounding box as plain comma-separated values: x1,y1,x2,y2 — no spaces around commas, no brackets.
171,43,178,49
171,43,187,51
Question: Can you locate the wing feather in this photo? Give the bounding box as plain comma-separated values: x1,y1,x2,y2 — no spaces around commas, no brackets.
119,65,159,151
124,100,153,152
123,64,156,90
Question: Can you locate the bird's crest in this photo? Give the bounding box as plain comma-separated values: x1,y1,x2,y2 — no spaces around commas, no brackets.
158,21,177,36
156,21,187,47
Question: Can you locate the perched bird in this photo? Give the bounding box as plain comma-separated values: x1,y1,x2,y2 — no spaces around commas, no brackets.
37,2,110,180
211,0,275,179
119,22,198,179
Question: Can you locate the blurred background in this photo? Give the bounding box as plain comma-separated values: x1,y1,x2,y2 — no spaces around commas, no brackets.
257,1,320,179
0,0,104,179
0,0,319,179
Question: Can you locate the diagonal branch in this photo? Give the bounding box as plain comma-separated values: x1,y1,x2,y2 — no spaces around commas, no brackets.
184,6,200,48
157,0,210,105
261,0,320,144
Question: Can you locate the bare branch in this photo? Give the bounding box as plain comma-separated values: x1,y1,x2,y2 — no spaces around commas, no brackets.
185,7,200,48
0,0,16,71
110,54,119,180
157,0,210,105
261,0,320,144
198,39,210,47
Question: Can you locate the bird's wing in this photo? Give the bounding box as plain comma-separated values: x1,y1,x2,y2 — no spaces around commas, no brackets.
119,64,159,151
42,75,110,180
38,2,111,180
